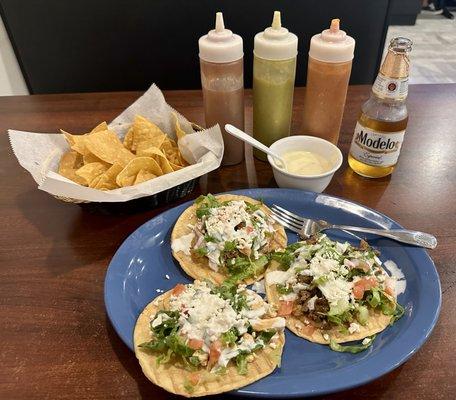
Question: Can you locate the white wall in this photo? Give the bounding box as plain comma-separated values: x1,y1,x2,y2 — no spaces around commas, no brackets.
0,16,28,96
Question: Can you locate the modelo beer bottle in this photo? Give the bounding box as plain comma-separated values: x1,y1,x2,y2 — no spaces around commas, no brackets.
348,37,412,178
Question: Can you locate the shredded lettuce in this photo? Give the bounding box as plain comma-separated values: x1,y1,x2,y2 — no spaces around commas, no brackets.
245,201,261,212
224,254,268,280
313,275,328,286
357,305,369,325
224,240,237,252
271,243,303,270
346,268,367,280
139,311,195,365
327,311,353,326
195,194,221,218
329,335,376,353
214,281,248,313
235,352,248,375
389,303,405,325
257,330,276,343
221,327,239,346
364,288,381,308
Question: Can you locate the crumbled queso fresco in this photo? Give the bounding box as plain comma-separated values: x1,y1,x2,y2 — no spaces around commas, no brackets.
150,281,285,371
202,201,274,271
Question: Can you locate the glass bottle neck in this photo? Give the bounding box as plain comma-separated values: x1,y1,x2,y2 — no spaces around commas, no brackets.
380,49,410,80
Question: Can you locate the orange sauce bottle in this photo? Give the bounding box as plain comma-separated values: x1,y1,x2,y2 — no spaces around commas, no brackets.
301,19,355,145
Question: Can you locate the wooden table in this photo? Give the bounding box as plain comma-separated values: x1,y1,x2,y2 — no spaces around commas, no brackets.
1,85,455,399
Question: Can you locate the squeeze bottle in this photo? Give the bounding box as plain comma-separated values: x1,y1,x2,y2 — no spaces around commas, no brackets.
199,12,245,165
253,11,298,161
302,19,355,145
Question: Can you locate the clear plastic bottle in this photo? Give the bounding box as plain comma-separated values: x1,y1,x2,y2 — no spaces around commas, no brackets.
302,19,355,145
199,12,245,165
253,11,298,161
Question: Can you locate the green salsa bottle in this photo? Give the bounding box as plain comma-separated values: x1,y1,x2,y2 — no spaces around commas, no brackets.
253,11,298,161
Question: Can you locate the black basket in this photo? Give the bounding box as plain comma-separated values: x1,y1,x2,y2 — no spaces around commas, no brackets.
70,178,198,215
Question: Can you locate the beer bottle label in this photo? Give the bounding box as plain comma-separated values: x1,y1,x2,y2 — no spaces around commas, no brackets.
372,73,408,100
349,122,405,167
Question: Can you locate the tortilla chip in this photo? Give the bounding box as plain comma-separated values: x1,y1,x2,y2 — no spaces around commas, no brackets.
95,163,123,190
117,174,136,188
136,139,167,158
89,175,103,188
169,162,184,171
134,169,156,185
58,115,190,189
116,157,162,187
84,130,135,166
131,115,166,152
83,152,103,164
61,131,91,156
134,289,285,397
264,261,394,344
123,128,134,151
75,162,109,186
90,121,108,133
58,151,86,185
171,194,287,285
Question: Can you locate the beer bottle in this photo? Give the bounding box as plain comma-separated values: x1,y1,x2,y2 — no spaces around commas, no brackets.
348,37,412,178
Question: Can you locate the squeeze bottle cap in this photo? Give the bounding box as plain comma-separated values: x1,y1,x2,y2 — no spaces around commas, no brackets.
309,19,355,63
254,11,298,60
199,12,243,63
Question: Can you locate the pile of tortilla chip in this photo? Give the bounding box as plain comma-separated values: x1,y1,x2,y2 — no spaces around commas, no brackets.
58,114,188,190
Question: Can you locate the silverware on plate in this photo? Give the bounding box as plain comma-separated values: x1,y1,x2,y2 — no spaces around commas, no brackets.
270,204,437,249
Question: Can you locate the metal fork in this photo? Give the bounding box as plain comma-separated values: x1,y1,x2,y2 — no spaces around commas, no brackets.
270,204,437,249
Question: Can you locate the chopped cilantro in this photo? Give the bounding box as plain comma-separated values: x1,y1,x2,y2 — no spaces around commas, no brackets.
204,235,217,243
195,194,221,218
276,284,293,295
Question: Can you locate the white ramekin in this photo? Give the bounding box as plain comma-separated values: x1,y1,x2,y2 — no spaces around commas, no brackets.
267,135,343,193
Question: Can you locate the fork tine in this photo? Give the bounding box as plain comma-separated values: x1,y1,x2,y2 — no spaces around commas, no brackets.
270,214,301,234
270,210,302,230
271,204,307,224
270,208,304,230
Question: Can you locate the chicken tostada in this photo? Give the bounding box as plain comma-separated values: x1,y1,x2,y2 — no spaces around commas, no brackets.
134,280,285,396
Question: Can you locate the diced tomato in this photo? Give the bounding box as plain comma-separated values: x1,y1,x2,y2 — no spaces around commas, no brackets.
363,277,378,290
208,340,222,368
385,286,395,297
277,300,294,316
188,372,200,386
172,283,186,296
353,285,365,300
187,338,203,350
246,226,254,234
353,277,378,299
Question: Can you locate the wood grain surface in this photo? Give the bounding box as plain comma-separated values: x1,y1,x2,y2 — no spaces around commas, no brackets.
0,85,455,399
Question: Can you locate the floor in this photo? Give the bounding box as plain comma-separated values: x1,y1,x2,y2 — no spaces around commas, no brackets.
385,11,456,84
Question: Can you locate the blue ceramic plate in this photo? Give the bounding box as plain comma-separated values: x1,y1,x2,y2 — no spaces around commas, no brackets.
104,188,441,397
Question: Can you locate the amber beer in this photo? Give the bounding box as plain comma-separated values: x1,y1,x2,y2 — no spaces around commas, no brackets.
348,37,412,178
